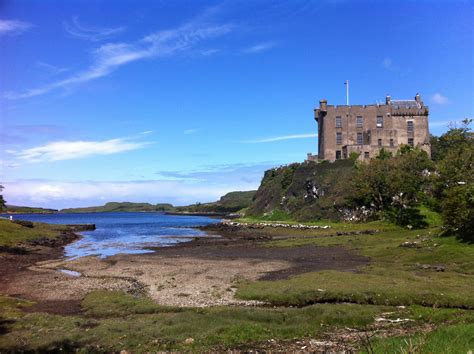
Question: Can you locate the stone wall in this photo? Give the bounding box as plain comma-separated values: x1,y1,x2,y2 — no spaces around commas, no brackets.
313,94,430,161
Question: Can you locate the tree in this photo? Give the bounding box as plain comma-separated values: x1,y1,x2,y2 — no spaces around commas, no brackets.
0,185,6,211
430,119,472,161
432,119,473,241
349,148,433,227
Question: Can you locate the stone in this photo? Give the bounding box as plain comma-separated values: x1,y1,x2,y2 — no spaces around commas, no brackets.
184,338,194,345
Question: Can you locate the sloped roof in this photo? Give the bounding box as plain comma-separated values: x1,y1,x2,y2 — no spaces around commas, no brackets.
390,100,422,109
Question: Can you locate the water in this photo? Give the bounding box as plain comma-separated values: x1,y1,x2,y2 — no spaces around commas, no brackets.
3,212,220,259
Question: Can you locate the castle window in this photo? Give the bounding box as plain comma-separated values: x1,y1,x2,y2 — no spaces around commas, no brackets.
357,132,363,145
356,116,363,127
336,132,342,145
335,116,342,128
336,151,342,160
390,138,394,147
364,152,370,159
408,138,414,147
378,139,382,147
407,121,414,132
376,116,383,128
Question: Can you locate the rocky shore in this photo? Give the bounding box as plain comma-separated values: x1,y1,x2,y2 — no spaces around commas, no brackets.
0,220,368,311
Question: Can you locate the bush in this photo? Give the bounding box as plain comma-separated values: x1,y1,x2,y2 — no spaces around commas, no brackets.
13,220,34,228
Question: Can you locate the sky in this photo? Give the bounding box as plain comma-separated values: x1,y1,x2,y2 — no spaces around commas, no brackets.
0,0,473,209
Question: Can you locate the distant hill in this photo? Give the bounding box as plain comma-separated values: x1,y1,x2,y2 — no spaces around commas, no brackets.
5,205,58,214
58,191,256,214
61,202,174,213
246,160,356,221
174,191,257,214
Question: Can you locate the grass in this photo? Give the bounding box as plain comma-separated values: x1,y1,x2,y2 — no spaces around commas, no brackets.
236,268,474,308
2,292,473,352
370,322,474,353
0,292,384,352
236,225,474,309
0,219,68,247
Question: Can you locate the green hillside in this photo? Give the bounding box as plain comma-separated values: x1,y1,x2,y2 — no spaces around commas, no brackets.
246,160,355,221
5,205,58,214
61,202,174,213
175,190,256,214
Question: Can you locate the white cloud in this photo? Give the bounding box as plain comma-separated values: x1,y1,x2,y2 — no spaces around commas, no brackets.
431,93,450,105
243,41,276,54
5,14,233,99
243,133,317,143
0,19,32,35
10,137,150,163
2,162,277,208
3,179,252,209
64,16,125,41
382,57,392,69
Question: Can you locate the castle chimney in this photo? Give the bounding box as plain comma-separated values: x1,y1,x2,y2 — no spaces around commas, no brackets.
415,93,421,102
385,95,391,105
319,99,327,111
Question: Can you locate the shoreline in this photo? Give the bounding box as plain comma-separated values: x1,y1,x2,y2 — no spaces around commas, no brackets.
0,220,368,311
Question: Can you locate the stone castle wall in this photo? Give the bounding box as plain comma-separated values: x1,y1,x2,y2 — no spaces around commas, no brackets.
313,94,430,161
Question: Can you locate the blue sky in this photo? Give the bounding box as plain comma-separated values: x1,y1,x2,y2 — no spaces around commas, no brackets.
1,0,472,208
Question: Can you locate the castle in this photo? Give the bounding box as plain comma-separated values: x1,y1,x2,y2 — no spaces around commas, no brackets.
307,94,431,161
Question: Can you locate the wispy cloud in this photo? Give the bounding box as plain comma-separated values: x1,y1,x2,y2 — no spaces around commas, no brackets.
36,62,69,75
156,162,277,184
5,13,233,100
430,119,465,128
431,93,450,105
0,19,32,35
9,137,150,163
184,128,200,134
243,41,276,54
64,16,125,42
243,133,317,143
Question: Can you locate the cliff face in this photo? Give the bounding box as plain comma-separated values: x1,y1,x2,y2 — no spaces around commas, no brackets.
246,160,356,221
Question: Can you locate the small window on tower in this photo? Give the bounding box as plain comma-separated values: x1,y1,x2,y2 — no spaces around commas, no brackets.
377,116,383,128
390,138,394,147
335,116,342,128
356,116,363,127
378,139,382,147
408,138,414,147
357,132,363,145
407,121,414,132
336,132,342,145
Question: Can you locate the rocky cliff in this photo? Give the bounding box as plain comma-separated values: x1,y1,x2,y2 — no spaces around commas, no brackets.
246,160,356,221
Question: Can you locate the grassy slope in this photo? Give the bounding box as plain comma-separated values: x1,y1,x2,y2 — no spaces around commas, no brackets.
246,160,356,221
175,190,256,213
0,219,68,246
5,205,58,213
